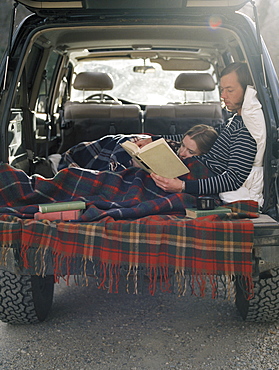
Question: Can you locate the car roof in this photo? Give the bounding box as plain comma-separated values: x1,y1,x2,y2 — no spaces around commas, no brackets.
18,0,249,14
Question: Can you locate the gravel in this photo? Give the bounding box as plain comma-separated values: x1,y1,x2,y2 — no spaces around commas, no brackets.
0,278,278,369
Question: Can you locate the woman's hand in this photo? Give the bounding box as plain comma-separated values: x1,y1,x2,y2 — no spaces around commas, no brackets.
135,137,153,148
150,173,184,193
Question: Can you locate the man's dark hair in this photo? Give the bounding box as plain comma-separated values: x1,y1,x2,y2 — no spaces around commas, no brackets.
220,62,253,91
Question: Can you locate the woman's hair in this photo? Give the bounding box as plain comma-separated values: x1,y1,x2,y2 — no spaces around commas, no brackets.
220,62,253,92
184,124,218,155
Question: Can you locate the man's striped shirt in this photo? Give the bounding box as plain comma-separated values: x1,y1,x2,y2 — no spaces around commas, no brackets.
186,115,257,195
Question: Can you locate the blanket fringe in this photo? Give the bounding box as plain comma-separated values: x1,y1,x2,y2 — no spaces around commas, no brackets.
67,262,247,300
1,244,12,265
0,244,253,300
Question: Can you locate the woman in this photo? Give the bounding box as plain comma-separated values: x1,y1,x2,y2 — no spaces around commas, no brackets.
173,124,218,159
135,124,217,162
58,124,218,173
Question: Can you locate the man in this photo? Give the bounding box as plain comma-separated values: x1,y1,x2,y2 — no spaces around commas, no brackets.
150,62,257,195
219,62,252,115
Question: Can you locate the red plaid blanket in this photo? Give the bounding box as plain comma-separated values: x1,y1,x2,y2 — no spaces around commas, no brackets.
0,163,258,298
0,209,256,298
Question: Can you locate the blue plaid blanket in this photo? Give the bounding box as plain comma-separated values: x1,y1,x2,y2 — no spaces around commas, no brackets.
58,134,180,172
0,160,207,221
0,135,206,221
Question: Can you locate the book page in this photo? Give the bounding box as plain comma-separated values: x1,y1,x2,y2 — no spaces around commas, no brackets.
121,138,189,178
139,139,189,178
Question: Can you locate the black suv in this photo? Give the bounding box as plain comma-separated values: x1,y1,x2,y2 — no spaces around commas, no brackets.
0,0,279,324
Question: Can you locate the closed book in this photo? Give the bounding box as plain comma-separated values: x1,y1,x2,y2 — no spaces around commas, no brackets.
121,138,189,178
34,209,82,221
38,201,86,213
185,206,232,219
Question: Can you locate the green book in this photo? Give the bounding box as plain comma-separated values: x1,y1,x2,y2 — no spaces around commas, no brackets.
38,201,86,213
185,206,232,219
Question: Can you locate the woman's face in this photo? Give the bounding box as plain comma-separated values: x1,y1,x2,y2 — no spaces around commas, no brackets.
178,135,201,159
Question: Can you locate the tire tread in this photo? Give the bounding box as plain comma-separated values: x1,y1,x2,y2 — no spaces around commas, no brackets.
235,268,279,322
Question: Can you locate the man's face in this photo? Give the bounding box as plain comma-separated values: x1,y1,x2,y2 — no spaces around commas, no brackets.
220,70,245,115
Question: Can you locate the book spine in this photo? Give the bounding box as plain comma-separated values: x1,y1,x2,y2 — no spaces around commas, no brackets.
38,201,86,213
34,210,81,221
186,208,232,218
198,211,228,217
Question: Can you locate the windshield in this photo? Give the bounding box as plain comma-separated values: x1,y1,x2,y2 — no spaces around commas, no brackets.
71,59,220,105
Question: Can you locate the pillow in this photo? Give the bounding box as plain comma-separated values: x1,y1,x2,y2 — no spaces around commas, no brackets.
219,86,266,206
241,85,266,167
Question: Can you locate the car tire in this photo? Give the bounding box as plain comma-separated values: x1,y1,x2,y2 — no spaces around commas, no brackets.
0,270,54,324
235,268,279,322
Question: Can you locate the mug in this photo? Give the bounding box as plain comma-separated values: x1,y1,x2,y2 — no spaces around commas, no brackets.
197,196,215,210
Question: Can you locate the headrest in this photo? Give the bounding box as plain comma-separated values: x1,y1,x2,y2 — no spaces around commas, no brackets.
73,72,114,91
174,73,215,91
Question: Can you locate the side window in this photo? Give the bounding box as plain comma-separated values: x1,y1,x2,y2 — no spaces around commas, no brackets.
36,51,60,113
11,45,43,109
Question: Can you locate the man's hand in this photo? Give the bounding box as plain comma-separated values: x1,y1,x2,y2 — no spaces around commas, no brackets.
150,173,184,193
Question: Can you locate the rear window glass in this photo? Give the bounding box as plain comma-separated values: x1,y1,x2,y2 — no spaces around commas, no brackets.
71,59,220,105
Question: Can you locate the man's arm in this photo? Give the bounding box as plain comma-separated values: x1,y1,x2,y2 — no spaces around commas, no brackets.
186,126,257,195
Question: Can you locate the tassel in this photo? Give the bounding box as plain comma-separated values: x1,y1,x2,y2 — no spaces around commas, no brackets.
20,244,30,268
0,244,9,265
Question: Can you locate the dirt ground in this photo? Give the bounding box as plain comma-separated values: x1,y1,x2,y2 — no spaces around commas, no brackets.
0,278,278,369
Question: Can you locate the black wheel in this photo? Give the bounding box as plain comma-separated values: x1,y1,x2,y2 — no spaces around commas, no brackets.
0,270,54,324
235,268,279,322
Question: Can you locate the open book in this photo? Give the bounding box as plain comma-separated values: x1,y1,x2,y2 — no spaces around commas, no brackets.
121,138,189,178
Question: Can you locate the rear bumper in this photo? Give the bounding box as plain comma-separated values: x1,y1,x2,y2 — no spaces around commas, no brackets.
253,214,279,273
